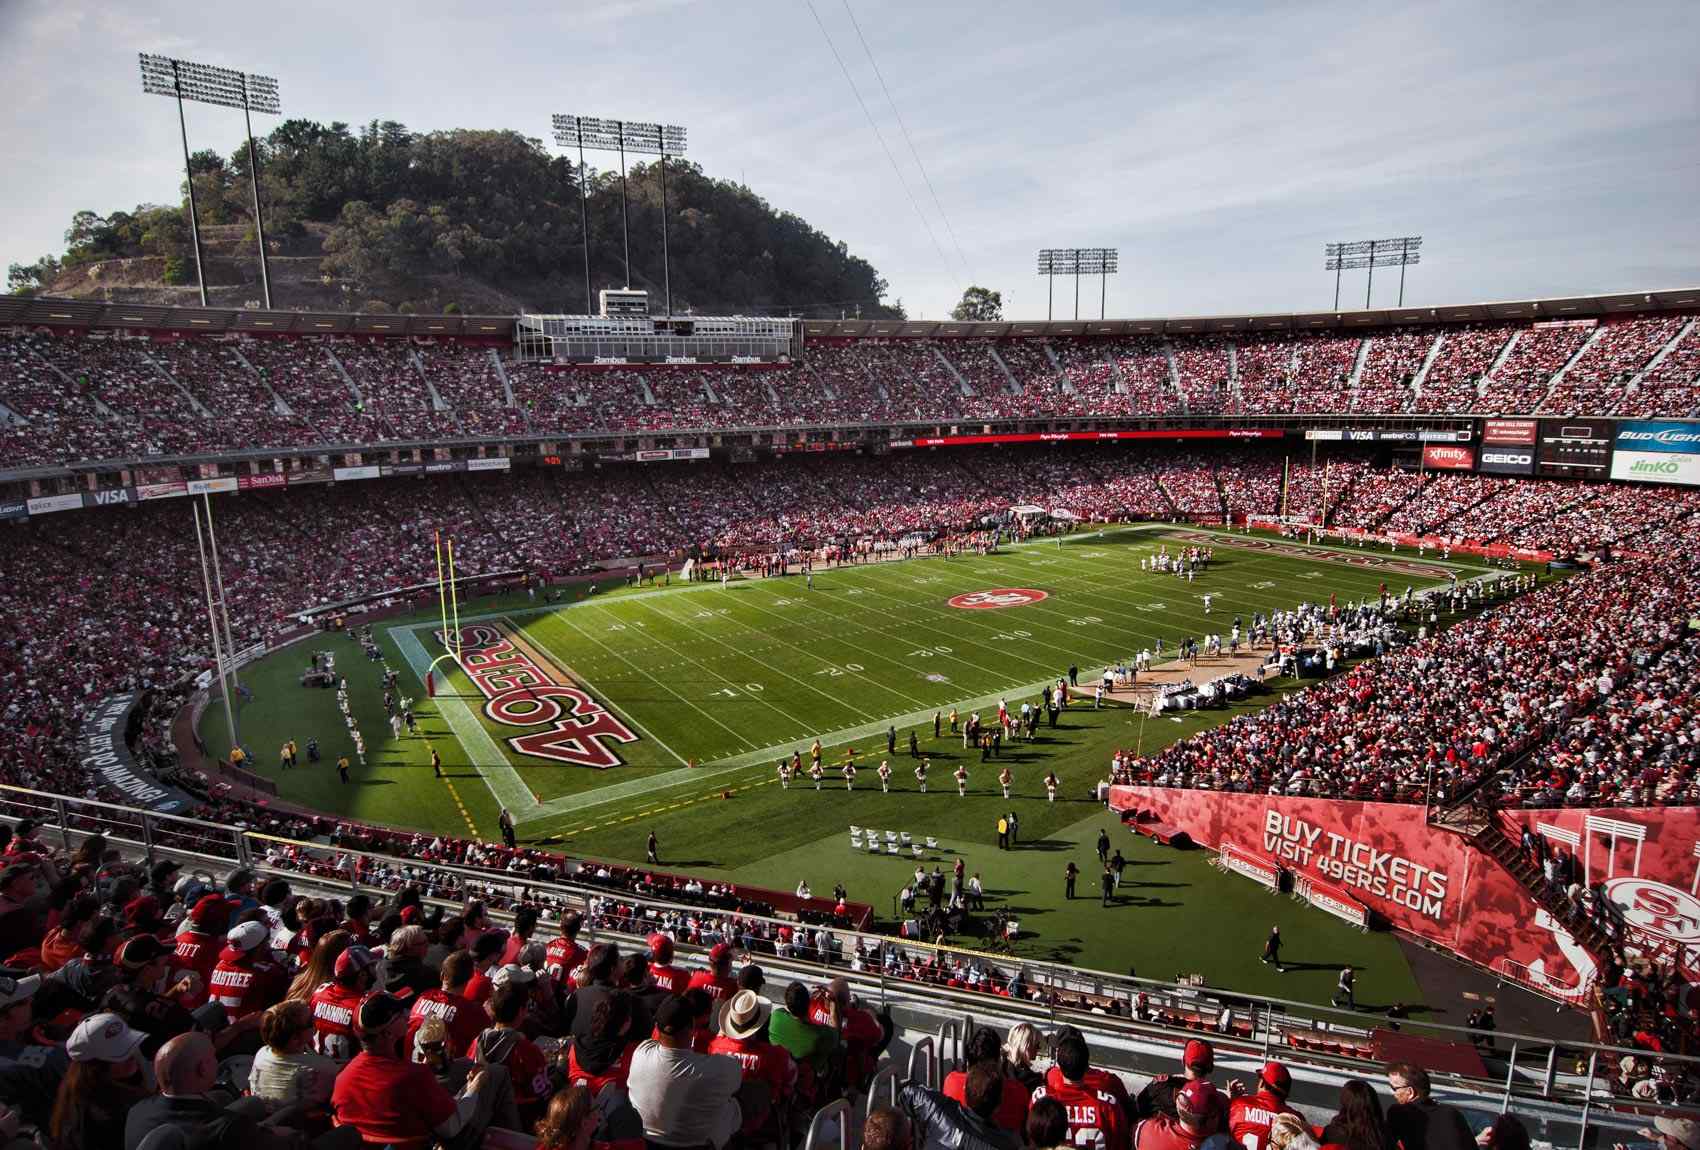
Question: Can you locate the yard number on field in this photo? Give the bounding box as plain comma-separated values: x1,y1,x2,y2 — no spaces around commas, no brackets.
906,646,954,658
1066,615,1104,626
712,683,766,697
815,664,865,677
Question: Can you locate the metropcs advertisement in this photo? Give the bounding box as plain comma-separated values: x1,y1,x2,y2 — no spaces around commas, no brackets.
1611,420,1700,487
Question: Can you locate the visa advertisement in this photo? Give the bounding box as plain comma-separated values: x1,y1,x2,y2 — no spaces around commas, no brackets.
1611,420,1700,487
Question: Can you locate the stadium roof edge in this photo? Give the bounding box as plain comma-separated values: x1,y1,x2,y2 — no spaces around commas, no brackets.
2,286,1697,339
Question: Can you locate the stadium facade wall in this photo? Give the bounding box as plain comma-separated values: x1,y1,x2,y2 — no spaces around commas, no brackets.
1107,786,1622,1004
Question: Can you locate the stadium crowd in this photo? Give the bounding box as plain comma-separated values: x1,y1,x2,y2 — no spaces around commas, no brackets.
1115,552,1700,807
0,806,1599,1150
2,315,1696,468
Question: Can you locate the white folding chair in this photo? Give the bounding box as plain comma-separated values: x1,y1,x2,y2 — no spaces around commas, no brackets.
867,840,881,854
850,825,862,837
911,844,924,860
849,835,862,851
900,832,913,846
925,837,939,850
885,842,899,855
885,831,898,843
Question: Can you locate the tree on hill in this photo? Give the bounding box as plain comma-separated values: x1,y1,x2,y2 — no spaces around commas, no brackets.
951,285,1003,321
31,120,902,318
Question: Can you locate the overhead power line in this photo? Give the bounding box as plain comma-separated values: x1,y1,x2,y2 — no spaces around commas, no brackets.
804,0,953,281
839,0,972,284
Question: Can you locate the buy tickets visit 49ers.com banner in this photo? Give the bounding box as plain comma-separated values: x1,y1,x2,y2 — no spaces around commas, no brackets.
1108,788,1700,1002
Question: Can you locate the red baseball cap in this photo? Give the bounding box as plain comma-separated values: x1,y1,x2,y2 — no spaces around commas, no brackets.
709,942,733,968
1177,1078,1218,1117
648,933,674,963
1258,1060,1291,1095
1183,1038,1214,1072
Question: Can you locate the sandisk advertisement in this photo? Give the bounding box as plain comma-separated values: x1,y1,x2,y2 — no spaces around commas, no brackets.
1421,445,1474,471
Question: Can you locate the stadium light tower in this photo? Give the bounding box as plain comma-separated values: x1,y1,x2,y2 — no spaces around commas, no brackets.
553,115,687,314
1078,248,1119,320
140,54,283,309
1324,235,1422,309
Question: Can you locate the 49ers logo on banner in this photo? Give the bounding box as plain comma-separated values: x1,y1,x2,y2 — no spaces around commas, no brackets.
947,588,1049,610
437,623,638,768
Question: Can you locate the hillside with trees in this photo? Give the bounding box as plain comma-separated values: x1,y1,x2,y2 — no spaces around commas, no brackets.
7,120,903,318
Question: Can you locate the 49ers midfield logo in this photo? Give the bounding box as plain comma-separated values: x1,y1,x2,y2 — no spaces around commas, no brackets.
437,623,638,769
947,588,1048,610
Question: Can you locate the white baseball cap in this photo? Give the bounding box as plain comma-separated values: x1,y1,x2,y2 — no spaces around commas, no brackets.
491,964,538,989
227,921,269,952
0,974,39,1010
66,1012,146,1064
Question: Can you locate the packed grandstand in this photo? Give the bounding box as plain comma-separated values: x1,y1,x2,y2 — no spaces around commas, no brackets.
1,290,1699,1150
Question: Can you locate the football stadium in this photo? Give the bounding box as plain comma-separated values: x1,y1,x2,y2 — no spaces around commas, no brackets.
0,6,1697,1149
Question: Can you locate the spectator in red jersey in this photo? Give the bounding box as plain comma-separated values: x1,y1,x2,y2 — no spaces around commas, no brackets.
900,1060,1020,1150
464,930,509,1006
1043,1026,1131,1122
648,933,691,996
566,988,639,1092
943,1026,1031,1132
807,976,889,1091
407,949,490,1056
708,989,797,1132
170,895,232,1010
1032,1029,1129,1150
340,893,377,946
1228,1061,1304,1150
545,911,586,991
209,920,290,1024
502,905,540,966
1134,1079,1223,1150
472,979,552,1126
332,990,499,1150
310,944,376,1061
687,943,739,1003
1318,1080,1390,1150
1136,1039,1232,1126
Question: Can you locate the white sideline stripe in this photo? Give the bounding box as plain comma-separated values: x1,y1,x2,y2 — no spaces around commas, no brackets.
391,626,539,818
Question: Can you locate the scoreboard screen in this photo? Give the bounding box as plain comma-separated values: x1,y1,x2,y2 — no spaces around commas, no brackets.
1536,419,1613,478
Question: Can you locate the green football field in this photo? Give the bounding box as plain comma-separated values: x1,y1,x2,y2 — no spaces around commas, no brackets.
202,524,1501,1007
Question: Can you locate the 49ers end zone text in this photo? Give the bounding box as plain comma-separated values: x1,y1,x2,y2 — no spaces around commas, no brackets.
437,622,638,768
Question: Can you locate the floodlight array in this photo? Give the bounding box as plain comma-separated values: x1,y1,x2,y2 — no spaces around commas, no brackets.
139,53,281,114
553,114,686,155
1324,236,1422,271
1038,247,1118,275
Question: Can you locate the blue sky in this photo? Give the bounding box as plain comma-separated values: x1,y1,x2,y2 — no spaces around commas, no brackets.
1,0,1697,320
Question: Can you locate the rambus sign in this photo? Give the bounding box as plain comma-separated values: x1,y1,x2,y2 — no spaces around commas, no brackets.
443,623,639,768
947,588,1048,610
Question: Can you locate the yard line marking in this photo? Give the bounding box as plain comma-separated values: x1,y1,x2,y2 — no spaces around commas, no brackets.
578,601,822,734
627,596,882,723
546,609,758,753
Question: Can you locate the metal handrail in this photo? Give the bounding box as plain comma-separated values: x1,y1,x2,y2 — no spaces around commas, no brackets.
865,1064,904,1118
802,1098,850,1150
906,1036,936,1091
9,778,1700,1102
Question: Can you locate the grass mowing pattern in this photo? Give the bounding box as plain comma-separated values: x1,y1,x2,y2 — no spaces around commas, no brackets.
201,525,1489,1007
